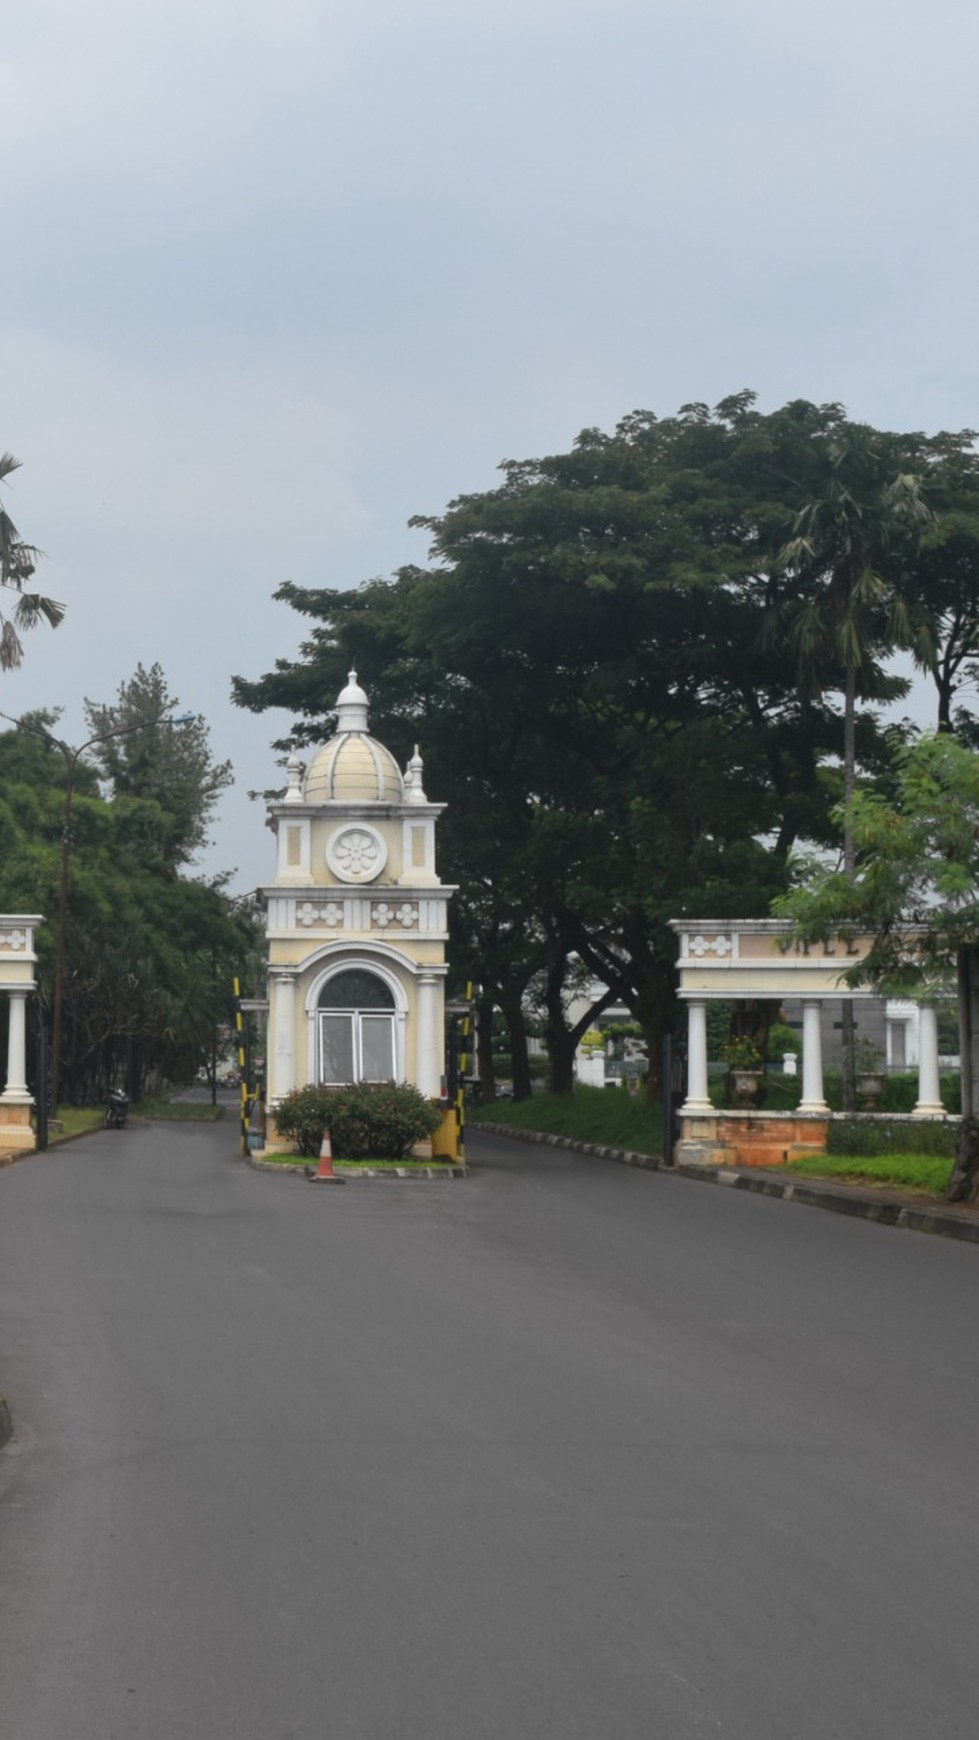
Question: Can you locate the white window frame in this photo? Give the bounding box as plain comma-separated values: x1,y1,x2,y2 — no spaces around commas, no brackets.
317,1007,397,1085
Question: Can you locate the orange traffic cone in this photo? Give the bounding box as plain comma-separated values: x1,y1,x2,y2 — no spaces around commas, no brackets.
308,1128,344,1184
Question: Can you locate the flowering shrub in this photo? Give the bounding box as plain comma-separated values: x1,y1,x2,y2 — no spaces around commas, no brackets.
721,1035,764,1071
273,1081,442,1159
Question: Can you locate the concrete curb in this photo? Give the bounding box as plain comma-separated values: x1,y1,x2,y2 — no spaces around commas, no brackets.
244,1154,469,1180
473,1121,979,1245
473,1121,659,1170
673,1159,979,1245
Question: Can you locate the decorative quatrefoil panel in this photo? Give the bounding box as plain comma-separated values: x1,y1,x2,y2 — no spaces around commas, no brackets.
296,902,345,929
688,934,733,958
372,902,418,930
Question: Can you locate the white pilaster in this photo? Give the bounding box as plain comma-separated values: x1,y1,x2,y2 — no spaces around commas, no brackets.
271,972,297,1101
415,973,442,1099
1,990,31,1101
911,1004,944,1117
680,1000,712,1112
799,999,829,1113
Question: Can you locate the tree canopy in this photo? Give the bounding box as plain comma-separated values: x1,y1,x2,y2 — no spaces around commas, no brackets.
233,393,979,1097
0,679,256,1105
775,733,979,1200
84,663,234,871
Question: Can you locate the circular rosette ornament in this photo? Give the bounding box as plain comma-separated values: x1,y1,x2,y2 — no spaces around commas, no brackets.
326,824,388,884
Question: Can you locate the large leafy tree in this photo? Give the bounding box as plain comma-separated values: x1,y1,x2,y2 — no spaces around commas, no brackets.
774,421,937,1105
0,454,65,670
775,733,979,1202
0,702,257,1105
776,422,934,873
234,395,972,1100
894,430,979,739
84,663,233,870
234,397,849,1091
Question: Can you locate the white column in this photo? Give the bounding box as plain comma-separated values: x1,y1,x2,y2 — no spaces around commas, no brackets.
681,1000,712,1113
799,999,829,1113
415,973,441,1099
1,991,30,1099
271,972,297,1100
912,1004,944,1117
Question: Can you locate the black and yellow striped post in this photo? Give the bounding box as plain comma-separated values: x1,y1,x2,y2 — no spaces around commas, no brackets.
455,980,473,1163
438,984,474,1163
233,977,249,1156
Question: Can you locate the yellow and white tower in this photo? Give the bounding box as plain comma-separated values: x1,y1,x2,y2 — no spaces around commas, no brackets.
260,673,453,1126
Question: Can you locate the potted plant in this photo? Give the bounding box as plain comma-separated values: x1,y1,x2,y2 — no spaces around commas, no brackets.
722,1035,764,1105
854,1037,885,1110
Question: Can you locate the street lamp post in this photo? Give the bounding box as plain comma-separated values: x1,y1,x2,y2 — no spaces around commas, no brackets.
1,710,198,1109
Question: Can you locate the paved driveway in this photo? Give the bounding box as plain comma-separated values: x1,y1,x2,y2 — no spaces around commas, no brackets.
1,1123,977,1739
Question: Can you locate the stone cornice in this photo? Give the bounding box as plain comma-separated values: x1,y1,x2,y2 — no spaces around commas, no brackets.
256,883,458,900
267,801,446,821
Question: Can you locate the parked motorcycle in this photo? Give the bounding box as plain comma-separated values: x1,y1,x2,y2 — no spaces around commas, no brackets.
105,1087,130,1130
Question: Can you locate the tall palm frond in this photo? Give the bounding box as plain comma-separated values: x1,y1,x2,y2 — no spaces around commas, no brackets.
0,452,65,669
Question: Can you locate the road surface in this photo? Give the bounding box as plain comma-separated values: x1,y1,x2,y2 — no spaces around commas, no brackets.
1,1122,977,1739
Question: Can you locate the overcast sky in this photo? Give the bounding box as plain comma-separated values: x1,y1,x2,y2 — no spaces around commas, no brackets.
3,0,977,889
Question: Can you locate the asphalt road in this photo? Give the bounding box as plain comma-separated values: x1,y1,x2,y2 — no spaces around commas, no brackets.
1,1124,977,1740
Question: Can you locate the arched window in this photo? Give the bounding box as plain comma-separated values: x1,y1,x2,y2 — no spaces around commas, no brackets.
317,969,397,1084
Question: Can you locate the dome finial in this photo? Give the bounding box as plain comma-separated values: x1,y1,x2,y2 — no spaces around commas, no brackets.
407,743,427,804
335,668,369,733
283,750,304,804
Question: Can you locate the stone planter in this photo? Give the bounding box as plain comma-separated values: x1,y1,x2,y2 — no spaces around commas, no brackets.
730,1069,763,1107
857,1071,885,1111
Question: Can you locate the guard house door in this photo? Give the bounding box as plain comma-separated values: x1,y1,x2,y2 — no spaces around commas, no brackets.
318,969,397,1084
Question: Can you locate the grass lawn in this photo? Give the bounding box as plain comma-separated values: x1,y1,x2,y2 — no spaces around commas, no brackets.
45,1106,105,1142
470,1085,662,1155
36,1099,225,1144
787,1152,955,1195
134,1097,226,1122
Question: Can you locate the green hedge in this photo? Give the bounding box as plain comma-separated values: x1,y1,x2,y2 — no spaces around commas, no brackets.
710,1070,960,1115
273,1082,442,1160
827,1117,960,1158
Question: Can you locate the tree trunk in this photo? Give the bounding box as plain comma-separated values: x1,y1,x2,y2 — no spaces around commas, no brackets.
840,1002,857,1114
500,998,532,1102
547,1026,578,1096
541,950,575,1096
843,663,857,876
643,1022,662,1100
475,995,496,1104
839,662,857,1110
947,946,979,1202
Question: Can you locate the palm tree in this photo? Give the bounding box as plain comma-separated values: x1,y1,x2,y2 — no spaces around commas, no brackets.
0,453,65,670
777,423,933,1104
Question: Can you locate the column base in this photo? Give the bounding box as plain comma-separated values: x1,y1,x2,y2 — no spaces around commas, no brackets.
0,1099,36,1153
798,1100,830,1115
679,1098,714,1116
910,1102,946,1119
